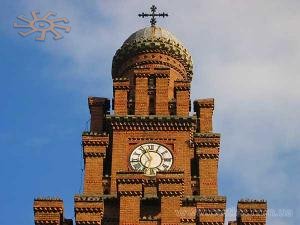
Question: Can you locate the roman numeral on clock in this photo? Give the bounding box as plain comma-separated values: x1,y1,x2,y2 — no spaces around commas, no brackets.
133,163,142,170
162,164,169,169
161,150,168,155
139,146,146,153
164,158,172,162
147,144,154,150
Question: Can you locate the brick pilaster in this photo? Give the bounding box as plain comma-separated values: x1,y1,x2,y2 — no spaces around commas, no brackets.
82,134,109,195
88,97,110,133
236,200,267,225
113,78,130,115
34,198,71,225
158,172,184,225
196,196,226,224
155,74,169,115
194,99,214,133
74,195,103,225
174,80,190,116
117,174,143,224
194,133,220,196
135,74,149,115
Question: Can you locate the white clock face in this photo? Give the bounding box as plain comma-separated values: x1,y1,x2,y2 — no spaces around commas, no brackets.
129,143,173,176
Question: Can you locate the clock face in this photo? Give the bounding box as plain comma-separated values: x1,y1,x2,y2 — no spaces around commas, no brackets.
129,143,173,176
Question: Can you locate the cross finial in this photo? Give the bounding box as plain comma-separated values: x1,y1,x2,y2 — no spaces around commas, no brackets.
138,5,168,26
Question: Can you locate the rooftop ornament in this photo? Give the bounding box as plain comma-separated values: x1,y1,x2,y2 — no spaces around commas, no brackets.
138,5,168,26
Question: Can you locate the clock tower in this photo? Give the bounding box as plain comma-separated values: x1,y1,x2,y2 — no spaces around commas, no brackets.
33,7,267,225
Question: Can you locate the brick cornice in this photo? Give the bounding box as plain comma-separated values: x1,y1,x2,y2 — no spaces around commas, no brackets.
88,97,110,108
155,73,170,78
181,218,196,223
82,134,109,147
75,207,103,213
194,98,214,109
83,152,106,157
118,191,143,196
34,207,63,213
74,195,103,202
197,208,226,214
185,195,226,203
135,73,150,78
159,190,183,196
113,78,130,90
76,221,101,225
237,208,267,214
34,198,63,213
125,59,186,79
197,153,219,159
174,80,191,91
107,115,196,131
34,197,62,201
157,178,184,184
193,133,221,148
198,222,223,225
238,199,267,203
128,137,176,142
34,220,60,225
117,178,145,184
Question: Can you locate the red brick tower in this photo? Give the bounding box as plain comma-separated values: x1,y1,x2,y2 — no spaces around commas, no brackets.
33,15,267,225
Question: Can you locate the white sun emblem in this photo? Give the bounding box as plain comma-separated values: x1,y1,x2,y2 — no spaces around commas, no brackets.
13,11,71,41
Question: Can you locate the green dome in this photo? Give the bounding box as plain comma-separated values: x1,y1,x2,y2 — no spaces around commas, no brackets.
112,26,193,80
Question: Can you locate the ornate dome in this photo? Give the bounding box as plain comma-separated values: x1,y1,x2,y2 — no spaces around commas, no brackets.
112,26,193,80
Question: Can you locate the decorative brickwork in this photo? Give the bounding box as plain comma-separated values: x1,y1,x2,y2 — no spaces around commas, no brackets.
194,99,214,133
113,78,130,115
174,80,190,116
34,198,71,225
33,23,267,225
74,195,104,225
235,200,267,225
88,97,110,132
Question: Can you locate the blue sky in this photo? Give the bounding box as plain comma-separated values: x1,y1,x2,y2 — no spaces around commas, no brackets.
0,1,299,225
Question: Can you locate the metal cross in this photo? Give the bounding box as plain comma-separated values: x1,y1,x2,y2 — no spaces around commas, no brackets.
138,5,168,26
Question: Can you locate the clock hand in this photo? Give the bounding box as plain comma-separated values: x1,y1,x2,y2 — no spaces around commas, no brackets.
147,148,152,160
144,154,150,161
144,148,153,168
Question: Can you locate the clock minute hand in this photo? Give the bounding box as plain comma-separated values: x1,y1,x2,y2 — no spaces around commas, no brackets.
146,148,152,167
